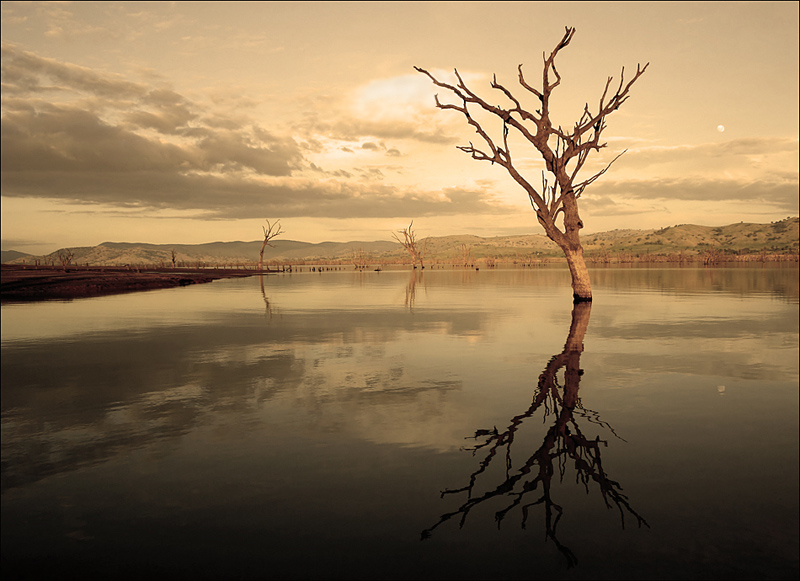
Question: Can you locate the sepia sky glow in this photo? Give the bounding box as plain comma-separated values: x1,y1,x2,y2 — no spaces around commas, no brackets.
1,1,798,254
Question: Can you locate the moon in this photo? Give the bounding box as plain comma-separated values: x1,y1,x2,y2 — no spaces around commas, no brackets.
717,125,725,132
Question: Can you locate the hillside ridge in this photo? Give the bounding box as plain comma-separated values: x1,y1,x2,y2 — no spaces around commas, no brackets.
3,217,797,265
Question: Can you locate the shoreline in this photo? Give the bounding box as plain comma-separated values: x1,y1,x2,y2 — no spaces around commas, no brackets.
0,265,267,303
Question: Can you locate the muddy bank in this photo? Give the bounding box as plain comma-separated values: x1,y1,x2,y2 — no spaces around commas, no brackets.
1,265,263,302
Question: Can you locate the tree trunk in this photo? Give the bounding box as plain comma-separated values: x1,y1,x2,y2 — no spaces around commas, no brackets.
563,248,592,302
259,241,267,271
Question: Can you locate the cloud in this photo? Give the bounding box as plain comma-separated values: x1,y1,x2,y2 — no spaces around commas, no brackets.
123,88,197,134
575,137,800,216
2,170,513,220
1,41,145,98
357,141,403,157
300,113,455,145
2,43,304,176
1,157,514,223
589,175,799,212
2,105,186,172
581,195,666,218
0,44,519,222
1,102,303,176
1,44,301,209
293,73,461,145
618,137,799,169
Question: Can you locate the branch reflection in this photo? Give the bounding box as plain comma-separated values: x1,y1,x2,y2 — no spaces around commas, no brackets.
405,270,424,311
422,302,648,567
259,274,274,317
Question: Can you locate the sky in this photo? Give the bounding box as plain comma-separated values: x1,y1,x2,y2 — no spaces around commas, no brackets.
1,1,798,254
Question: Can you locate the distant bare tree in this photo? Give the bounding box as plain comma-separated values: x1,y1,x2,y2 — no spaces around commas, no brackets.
416,27,648,301
259,219,284,270
393,220,427,269
458,243,472,268
57,249,74,271
171,249,177,268
352,247,370,270
703,247,722,266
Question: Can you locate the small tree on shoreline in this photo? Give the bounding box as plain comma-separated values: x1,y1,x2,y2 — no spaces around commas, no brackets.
57,248,74,271
259,219,284,270
393,221,427,269
352,247,370,270
416,27,648,301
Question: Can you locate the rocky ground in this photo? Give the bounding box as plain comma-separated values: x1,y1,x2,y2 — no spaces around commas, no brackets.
1,265,260,302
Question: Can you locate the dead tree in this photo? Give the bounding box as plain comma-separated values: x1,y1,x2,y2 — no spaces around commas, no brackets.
393,220,427,269
416,27,648,302
259,219,284,270
352,247,369,270
57,249,74,271
459,243,472,268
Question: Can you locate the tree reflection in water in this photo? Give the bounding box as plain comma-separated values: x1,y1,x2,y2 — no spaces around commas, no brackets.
259,274,274,317
422,302,648,567
405,269,423,311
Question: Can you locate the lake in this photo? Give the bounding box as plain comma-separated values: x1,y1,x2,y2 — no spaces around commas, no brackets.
2,264,798,580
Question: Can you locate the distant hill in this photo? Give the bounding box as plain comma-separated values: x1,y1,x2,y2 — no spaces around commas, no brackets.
580,218,799,257
6,239,402,267
4,217,797,266
1,250,31,264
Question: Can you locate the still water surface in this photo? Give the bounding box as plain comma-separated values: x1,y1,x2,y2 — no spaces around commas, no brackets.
2,265,798,580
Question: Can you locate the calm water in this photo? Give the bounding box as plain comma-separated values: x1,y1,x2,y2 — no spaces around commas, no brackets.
2,265,798,580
